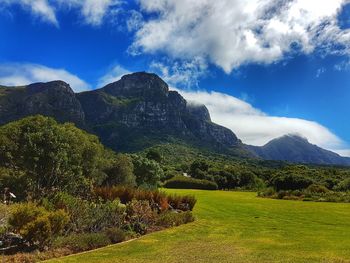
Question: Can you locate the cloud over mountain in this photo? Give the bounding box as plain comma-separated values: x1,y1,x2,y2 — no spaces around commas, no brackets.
175,88,350,155
0,63,90,92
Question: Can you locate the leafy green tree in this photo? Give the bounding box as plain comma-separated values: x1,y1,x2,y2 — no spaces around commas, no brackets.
131,155,164,188
272,173,313,191
103,154,136,186
336,178,350,191
0,115,113,199
146,149,162,163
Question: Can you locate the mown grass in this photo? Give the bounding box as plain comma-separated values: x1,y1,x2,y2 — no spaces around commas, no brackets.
47,190,350,263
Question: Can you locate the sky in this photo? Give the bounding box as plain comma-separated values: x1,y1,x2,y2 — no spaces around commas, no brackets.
0,0,350,155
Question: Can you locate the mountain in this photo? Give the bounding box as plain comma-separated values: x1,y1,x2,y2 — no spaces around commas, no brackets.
0,72,250,156
246,134,350,166
0,81,85,126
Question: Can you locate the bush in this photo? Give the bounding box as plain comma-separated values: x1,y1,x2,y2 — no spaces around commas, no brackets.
94,186,196,212
156,211,195,227
50,192,126,233
8,203,69,247
53,233,111,253
164,176,218,190
306,184,329,194
104,227,126,243
126,200,156,234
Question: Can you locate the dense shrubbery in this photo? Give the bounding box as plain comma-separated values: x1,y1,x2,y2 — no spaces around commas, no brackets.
94,186,196,211
258,185,350,203
164,176,218,190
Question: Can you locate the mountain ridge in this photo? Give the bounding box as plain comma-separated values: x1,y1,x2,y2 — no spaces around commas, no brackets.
0,72,250,157
246,134,350,166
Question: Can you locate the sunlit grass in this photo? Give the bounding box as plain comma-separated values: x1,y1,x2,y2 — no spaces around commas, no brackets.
48,190,350,263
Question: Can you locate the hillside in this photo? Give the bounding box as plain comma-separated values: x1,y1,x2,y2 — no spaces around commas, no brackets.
0,72,251,157
247,134,350,166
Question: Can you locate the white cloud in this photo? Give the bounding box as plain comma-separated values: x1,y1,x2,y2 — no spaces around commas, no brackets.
97,65,130,87
132,0,350,73
0,63,90,92
174,88,350,156
149,57,208,88
2,0,122,26
1,0,58,26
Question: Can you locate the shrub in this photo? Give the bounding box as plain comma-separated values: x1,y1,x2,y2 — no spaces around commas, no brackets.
104,227,126,243
53,233,111,253
164,176,218,190
156,211,195,227
306,184,329,194
8,203,69,247
126,200,156,234
50,192,126,233
94,186,196,212
21,216,52,247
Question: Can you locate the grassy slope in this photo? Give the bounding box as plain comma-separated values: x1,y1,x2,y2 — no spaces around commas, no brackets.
48,190,350,263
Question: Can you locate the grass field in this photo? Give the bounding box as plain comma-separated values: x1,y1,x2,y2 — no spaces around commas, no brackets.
48,190,350,263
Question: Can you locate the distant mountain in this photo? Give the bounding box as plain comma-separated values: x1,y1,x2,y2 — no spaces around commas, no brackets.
0,72,251,156
246,134,350,166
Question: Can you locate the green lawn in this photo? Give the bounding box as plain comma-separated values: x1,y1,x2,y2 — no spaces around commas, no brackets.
48,190,350,263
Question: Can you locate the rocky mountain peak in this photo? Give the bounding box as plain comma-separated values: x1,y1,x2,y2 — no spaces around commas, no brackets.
102,72,169,99
27,80,74,95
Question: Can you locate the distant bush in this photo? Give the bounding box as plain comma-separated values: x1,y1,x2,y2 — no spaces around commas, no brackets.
164,176,218,190
156,211,195,227
53,233,111,253
306,184,329,194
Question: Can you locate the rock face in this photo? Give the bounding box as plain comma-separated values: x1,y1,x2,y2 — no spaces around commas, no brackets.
77,72,243,152
247,134,350,166
0,72,247,154
0,81,85,126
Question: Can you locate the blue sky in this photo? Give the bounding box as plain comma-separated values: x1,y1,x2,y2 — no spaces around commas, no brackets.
1,0,350,155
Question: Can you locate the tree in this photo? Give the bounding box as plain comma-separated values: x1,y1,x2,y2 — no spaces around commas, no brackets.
131,155,164,188
189,160,209,179
0,115,113,199
146,149,162,163
272,173,313,191
104,154,136,186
